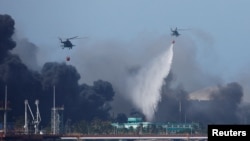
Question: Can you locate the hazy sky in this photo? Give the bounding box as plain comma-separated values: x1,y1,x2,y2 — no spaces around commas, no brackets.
1,0,250,102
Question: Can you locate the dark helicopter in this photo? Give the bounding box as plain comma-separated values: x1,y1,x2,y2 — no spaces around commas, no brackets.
59,36,81,49
171,27,181,37
171,27,189,37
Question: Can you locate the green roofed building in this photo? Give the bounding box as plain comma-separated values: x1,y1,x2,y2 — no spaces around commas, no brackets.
111,117,200,134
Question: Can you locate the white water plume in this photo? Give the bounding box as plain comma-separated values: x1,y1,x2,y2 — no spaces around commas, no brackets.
127,43,174,121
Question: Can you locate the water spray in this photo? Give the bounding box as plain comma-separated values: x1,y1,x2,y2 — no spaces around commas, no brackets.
128,40,175,121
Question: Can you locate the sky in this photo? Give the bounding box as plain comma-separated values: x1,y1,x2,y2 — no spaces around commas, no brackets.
1,0,250,106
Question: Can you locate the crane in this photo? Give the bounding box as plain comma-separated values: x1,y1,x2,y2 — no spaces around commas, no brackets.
24,99,41,134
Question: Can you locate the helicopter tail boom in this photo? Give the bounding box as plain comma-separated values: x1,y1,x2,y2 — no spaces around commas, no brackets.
58,37,63,43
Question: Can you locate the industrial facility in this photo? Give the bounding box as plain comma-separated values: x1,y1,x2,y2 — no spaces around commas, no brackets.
0,85,207,141
112,117,201,135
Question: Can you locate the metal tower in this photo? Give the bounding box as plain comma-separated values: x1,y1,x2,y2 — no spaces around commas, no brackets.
51,106,64,134
0,85,11,135
51,86,64,134
24,99,41,134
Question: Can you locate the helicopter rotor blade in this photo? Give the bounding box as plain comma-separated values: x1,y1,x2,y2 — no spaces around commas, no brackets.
68,36,79,40
75,36,88,39
178,28,191,31
69,36,89,40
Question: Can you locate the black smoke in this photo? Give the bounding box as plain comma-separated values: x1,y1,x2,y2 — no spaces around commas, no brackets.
39,62,115,122
0,14,115,126
0,14,16,60
188,82,243,124
12,38,40,71
77,80,115,121
155,71,245,126
154,71,190,122
0,14,41,121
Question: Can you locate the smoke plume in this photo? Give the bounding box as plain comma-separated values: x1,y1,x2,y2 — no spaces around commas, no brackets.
12,38,40,71
0,14,115,125
0,14,16,60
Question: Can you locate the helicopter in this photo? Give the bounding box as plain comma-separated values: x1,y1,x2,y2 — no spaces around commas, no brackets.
59,36,80,49
171,27,190,37
171,27,181,37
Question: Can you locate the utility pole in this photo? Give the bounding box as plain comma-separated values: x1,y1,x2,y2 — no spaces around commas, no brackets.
52,85,56,134
3,85,7,135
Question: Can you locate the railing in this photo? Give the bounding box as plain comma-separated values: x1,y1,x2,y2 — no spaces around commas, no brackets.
60,134,208,140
